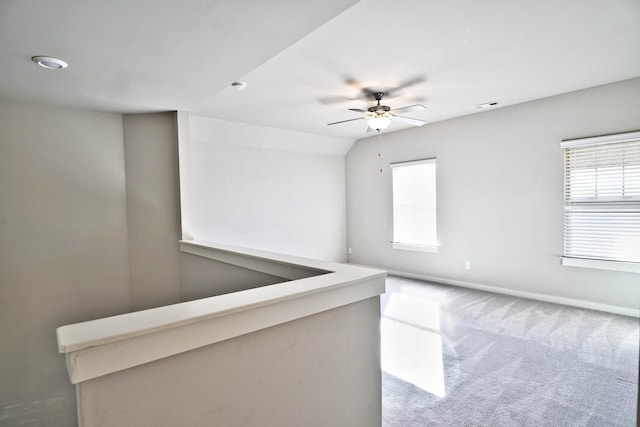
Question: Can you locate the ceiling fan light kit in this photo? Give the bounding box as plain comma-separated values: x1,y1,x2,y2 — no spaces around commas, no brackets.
367,115,391,131
327,90,426,133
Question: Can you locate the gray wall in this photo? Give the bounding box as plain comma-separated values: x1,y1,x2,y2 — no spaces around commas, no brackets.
180,253,285,301
123,113,183,310
346,78,640,312
0,100,131,425
76,297,382,427
0,105,317,426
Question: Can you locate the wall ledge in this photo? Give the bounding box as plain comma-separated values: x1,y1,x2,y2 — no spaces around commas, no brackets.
57,241,386,384
560,256,640,274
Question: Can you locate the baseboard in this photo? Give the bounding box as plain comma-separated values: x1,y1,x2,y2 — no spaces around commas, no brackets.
380,268,640,318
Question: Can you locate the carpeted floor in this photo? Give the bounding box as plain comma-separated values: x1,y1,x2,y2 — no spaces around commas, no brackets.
381,276,639,427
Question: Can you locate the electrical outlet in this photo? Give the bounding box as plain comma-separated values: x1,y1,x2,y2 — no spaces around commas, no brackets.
348,248,353,254
464,261,471,270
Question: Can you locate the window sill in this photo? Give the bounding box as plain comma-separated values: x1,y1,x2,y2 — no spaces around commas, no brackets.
391,242,439,253
561,257,640,273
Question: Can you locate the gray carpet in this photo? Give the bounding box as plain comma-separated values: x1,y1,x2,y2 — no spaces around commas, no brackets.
381,276,639,427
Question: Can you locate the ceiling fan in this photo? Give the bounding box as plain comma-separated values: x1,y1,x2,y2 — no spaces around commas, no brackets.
327,91,427,132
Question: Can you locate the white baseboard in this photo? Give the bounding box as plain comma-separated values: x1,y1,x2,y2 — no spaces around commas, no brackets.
381,268,640,318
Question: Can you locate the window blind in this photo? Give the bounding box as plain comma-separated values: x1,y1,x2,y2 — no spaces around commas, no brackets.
390,158,438,248
561,131,640,263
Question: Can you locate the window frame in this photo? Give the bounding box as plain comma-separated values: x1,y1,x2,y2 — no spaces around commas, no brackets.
389,158,439,253
560,130,640,273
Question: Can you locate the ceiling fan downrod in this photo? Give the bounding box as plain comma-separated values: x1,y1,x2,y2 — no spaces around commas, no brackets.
369,92,390,114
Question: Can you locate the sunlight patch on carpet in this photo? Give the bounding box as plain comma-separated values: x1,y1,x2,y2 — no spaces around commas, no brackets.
381,293,445,397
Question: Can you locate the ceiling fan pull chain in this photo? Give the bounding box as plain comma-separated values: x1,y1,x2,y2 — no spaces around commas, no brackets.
378,131,383,173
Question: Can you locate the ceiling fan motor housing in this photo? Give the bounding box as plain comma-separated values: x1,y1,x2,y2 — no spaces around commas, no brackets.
368,105,390,114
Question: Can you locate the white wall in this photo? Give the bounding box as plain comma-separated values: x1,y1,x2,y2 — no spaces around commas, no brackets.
185,115,353,262
0,100,131,426
346,78,640,313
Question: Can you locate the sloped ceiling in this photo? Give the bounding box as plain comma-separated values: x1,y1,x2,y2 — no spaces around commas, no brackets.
1,0,639,141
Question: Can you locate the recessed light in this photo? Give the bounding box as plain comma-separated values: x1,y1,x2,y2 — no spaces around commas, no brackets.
474,102,499,109
31,56,68,70
231,81,247,91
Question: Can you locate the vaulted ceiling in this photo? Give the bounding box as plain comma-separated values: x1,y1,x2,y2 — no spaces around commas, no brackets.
2,0,639,140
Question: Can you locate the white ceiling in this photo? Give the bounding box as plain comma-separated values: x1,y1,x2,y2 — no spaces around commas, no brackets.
2,0,639,141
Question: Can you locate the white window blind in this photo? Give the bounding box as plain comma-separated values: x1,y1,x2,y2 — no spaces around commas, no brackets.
390,159,438,250
561,131,640,263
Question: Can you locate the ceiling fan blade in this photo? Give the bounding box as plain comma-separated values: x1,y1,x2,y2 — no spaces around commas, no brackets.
318,95,359,104
385,76,426,98
348,108,368,113
390,104,426,115
397,75,425,90
327,117,364,126
393,115,427,126
360,87,379,100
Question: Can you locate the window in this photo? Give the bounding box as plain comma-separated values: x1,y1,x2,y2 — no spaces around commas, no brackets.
562,131,640,266
390,159,438,252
